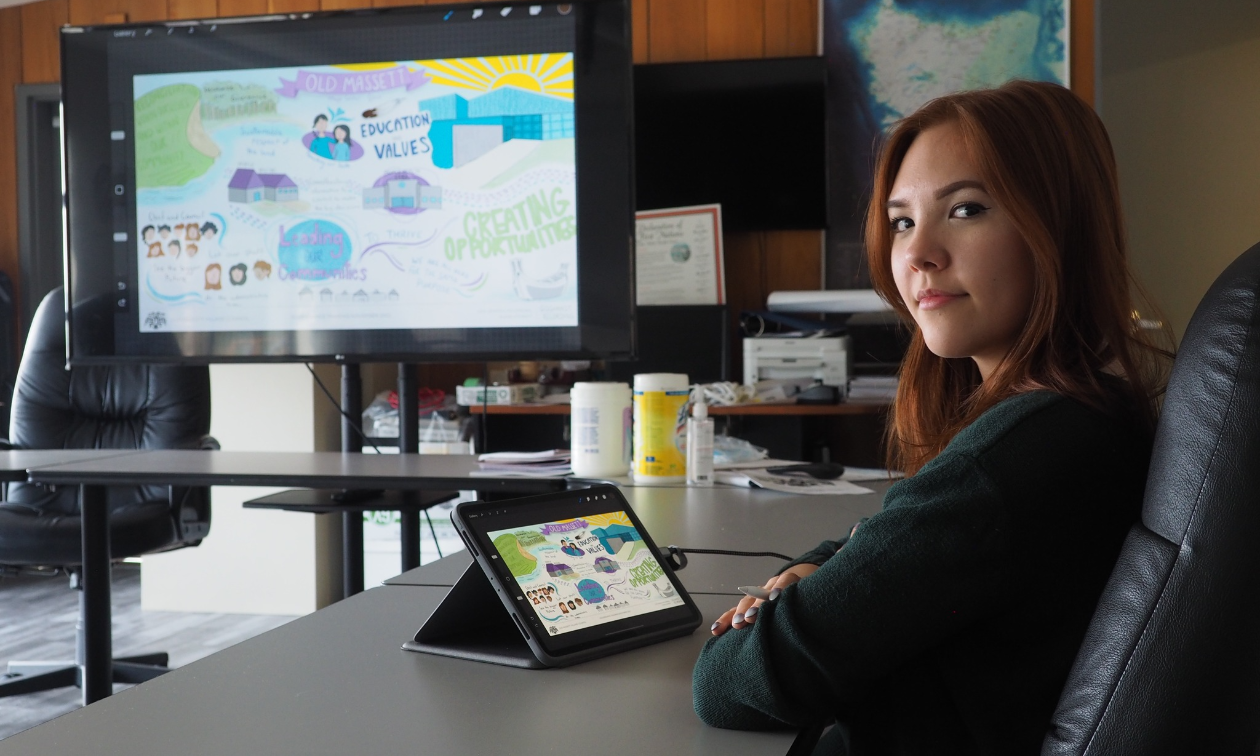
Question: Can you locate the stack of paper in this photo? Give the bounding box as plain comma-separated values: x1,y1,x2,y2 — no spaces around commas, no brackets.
472,449,572,477
848,376,899,403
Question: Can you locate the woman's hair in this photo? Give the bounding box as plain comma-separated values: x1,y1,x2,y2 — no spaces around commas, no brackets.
865,80,1173,476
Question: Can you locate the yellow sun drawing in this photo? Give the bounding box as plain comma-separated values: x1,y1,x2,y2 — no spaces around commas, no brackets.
416,53,574,100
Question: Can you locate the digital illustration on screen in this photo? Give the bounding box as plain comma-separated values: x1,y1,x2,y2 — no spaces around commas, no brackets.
132,54,578,334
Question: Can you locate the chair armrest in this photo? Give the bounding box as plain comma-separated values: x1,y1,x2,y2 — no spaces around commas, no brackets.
198,435,221,451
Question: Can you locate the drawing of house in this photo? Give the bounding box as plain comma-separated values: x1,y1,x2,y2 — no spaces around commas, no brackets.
362,180,443,211
546,563,575,578
419,86,575,169
593,557,618,574
229,169,298,203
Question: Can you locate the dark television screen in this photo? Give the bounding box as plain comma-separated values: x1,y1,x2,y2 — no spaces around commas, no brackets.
634,56,827,232
60,0,634,364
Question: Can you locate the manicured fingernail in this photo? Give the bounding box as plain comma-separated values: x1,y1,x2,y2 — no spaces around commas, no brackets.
732,613,744,624
744,606,759,620
768,589,780,601
710,621,719,631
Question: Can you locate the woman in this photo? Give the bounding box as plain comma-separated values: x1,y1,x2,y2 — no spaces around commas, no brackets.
332,125,353,161
692,81,1171,754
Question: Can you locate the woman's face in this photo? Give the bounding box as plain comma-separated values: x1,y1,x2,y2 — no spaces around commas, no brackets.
888,123,1035,380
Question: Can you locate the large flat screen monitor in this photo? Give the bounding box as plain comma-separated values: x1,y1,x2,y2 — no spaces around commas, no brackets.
61,0,633,364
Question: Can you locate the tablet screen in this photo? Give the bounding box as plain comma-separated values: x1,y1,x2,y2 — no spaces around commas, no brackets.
486,511,685,638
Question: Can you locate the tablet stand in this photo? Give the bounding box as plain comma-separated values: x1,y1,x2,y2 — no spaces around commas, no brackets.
403,561,546,669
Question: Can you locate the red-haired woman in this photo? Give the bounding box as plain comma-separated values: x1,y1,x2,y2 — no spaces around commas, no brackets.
692,80,1171,754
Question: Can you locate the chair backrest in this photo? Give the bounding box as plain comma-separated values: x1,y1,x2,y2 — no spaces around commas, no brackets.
1043,243,1260,755
6,288,212,517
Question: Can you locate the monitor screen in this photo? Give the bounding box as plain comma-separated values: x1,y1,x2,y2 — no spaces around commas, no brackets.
634,57,827,232
61,1,634,364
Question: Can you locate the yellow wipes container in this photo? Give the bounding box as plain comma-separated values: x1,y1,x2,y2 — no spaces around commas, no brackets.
632,373,690,484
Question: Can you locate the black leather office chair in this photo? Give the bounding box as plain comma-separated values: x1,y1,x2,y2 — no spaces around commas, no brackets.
1043,243,1260,754
0,288,216,699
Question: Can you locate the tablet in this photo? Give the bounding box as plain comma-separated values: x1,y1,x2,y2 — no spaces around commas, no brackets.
450,485,703,667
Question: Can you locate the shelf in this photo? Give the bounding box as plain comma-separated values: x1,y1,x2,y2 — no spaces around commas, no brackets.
466,402,889,416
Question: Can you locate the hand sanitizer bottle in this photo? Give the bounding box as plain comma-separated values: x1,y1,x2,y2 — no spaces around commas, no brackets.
686,399,714,487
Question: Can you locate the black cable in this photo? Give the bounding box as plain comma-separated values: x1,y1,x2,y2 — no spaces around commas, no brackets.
658,545,794,571
305,363,382,455
423,509,443,559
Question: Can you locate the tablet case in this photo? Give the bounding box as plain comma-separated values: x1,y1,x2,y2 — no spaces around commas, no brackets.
403,561,546,669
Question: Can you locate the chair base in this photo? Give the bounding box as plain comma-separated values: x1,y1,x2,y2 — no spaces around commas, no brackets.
0,653,170,698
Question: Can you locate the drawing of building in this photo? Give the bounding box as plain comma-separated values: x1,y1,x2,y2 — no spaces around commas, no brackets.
229,169,298,203
592,525,642,556
593,557,618,574
418,86,575,169
362,179,443,211
546,563,575,578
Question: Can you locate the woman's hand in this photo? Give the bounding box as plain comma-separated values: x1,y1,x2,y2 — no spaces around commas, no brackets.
710,563,820,636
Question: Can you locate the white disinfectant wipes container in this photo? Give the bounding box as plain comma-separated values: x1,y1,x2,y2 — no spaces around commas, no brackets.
570,382,632,477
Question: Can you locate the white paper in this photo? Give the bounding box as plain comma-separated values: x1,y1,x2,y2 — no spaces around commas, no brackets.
635,204,725,306
714,469,874,495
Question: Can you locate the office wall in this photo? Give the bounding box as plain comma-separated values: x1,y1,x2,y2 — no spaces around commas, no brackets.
1100,9,1260,340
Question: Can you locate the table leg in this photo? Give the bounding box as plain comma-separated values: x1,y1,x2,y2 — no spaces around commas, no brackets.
400,505,420,572
342,510,364,597
80,484,112,705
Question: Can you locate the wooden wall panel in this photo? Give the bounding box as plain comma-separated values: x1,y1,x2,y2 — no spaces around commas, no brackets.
764,0,817,57
764,230,822,292
20,0,67,84
68,0,167,25
705,0,763,61
321,0,372,9
647,0,705,63
168,0,217,19
216,0,267,16
0,8,22,300
1070,0,1094,105
631,0,648,64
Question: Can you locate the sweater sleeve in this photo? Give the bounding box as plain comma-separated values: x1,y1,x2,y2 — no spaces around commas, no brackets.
692,454,1018,730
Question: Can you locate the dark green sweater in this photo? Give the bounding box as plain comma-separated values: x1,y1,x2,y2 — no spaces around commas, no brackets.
692,392,1149,755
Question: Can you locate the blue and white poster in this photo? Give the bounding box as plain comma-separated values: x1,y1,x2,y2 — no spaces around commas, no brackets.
824,0,1069,285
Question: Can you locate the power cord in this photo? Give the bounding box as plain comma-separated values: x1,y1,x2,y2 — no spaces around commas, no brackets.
658,545,794,571
304,363,382,455
305,363,445,560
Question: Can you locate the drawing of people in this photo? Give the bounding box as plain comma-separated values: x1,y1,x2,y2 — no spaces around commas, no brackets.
147,242,163,258
200,222,218,243
186,243,199,258
167,239,181,258
205,263,222,290
253,260,272,280
559,603,569,614
158,224,171,241
141,225,156,245
332,125,353,161
309,114,334,159
575,598,583,606
186,224,201,241
567,600,576,610
229,263,248,286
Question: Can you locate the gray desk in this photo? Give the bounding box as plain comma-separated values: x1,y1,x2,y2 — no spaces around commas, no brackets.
0,586,797,756
386,482,892,594
24,450,565,704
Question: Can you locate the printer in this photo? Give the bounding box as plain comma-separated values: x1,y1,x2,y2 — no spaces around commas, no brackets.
742,336,852,399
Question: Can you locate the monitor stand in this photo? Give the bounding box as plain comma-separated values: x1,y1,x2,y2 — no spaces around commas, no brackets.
403,561,545,669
